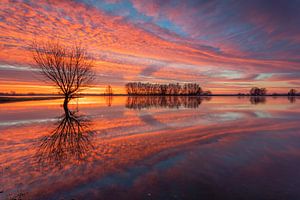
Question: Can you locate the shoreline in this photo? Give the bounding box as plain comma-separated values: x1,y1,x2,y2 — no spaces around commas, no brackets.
0,94,298,104
1,94,299,97
0,96,64,103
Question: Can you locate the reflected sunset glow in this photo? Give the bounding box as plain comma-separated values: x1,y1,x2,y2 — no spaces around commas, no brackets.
1,96,300,199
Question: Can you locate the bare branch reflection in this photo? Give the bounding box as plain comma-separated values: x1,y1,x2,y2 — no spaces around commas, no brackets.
105,95,113,107
126,96,211,109
36,106,94,168
288,96,297,103
250,96,266,105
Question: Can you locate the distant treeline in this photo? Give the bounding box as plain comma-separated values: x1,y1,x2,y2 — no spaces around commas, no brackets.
125,82,211,95
239,88,299,96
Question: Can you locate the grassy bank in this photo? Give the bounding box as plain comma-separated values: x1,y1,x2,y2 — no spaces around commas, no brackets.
0,96,64,103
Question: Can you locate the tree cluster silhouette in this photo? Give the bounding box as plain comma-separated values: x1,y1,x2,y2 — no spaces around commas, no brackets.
249,87,267,96
125,82,204,95
288,88,297,96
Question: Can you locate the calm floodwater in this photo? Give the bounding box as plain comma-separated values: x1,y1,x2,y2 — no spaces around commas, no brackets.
1,96,300,200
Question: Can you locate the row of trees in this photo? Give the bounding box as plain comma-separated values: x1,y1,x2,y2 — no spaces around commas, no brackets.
125,82,210,95
246,88,298,96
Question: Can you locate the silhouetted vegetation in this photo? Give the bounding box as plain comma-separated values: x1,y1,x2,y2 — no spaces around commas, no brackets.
0,91,17,96
32,41,95,106
105,85,113,95
288,88,297,96
126,96,211,109
202,90,212,95
250,87,267,96
125,82,205,95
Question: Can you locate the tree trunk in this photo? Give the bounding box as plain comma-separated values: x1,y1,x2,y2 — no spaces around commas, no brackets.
63,96,70,116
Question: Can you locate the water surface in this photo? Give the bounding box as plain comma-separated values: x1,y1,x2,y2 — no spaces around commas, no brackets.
1,96,300,200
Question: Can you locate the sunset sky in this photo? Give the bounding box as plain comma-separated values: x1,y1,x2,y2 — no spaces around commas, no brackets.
1,0,300,94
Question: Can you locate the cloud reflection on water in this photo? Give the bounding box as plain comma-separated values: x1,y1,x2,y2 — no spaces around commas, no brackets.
1,96,300,199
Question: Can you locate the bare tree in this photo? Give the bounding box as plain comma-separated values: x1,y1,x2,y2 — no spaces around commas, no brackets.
105,85,113,95
32,41,95,107
288,88,297,96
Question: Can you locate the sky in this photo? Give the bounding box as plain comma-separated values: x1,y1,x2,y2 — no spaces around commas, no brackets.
0,0,300,94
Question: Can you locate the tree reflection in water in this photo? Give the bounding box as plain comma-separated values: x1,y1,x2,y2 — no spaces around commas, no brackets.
36,99,94,168
249,96,266,105
126,96,211,109
105,95,113,107
288,96,297,103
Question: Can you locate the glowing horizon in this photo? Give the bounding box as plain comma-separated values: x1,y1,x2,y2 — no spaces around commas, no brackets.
1,0,300,94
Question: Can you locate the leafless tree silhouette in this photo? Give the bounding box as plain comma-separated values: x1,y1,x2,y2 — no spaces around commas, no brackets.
32,41,95,107
105,85,113,95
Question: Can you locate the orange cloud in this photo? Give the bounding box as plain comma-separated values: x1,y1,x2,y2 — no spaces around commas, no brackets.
0,0,299,94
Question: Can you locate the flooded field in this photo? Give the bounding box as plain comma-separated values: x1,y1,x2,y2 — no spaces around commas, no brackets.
1,96,300,200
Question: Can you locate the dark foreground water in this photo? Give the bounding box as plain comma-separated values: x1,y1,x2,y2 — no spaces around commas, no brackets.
1,96,300,200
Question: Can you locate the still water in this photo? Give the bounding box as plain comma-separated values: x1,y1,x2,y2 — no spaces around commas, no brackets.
1,96,300,200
